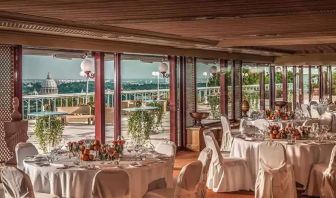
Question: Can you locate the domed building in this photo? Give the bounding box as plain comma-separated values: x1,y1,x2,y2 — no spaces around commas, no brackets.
41,72,58,94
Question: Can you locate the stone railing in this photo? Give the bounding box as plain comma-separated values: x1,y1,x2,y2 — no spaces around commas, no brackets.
23,83,293,119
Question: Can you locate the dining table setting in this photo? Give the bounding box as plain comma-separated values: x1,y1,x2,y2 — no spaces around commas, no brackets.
232,108,336,189
21,138,174,198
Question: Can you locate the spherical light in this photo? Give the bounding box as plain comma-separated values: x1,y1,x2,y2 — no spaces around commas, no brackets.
210,66,218,74
80,58,94,73
159,62,168,73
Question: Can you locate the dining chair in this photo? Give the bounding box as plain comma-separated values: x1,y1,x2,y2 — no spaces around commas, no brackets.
143,160,203,198
197,148,213,198
220,116,234,152
301,104,311,118
310,106,321,118
92,169,130,198
255,141,297,198
319,111,333,131
327,104,336,111
302,118,320,127
15,142,38,170
306,145,336,197
203,130,252,192
154,140,177,158
1,166,59,198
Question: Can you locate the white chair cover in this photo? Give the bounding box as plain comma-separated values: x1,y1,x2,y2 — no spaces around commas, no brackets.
155,140,176,158
301,104,311,118
203,130,252,192
327,104,336,111
92,169,130,198
143,161,203,198
197,148,212,197
320,112,333,131
1,166,59,198
307,145,336,197
15,142,38,170
220,116,233,152
310,101,318,106
255,142,297,198
302,118,319,127
321,145,336,198
310,105,321,118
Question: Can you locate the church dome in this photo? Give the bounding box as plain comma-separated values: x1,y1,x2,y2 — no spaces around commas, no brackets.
41,72,58,94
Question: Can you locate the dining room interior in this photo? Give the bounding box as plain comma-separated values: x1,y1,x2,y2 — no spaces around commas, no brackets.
0,1,336,198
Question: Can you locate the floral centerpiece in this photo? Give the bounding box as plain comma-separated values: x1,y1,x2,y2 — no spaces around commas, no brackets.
266,109,294,121
67,137,125,161
268,124,302,139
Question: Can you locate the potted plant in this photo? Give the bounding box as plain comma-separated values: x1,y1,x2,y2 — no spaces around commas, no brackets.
34,116,64,153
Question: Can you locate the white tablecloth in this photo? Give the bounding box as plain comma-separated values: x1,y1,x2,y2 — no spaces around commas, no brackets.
24,156,173,198
230,138,335,188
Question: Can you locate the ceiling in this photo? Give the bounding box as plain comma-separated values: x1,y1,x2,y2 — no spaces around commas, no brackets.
1,0,336,59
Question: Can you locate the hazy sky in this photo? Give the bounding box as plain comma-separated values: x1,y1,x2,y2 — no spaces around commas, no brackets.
23,55,212,80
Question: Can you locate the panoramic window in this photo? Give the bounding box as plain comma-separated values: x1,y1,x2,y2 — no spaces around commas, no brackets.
310,66,320,102
242,63,261,110
196,58,220,121
104,54,115,142
23,49,95,151
120,54,170,144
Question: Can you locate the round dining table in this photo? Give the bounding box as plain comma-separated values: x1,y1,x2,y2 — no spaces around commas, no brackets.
230,137,335,188
23,154,173,198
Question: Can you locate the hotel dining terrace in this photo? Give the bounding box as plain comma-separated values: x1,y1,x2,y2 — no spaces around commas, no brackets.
1,1,336,198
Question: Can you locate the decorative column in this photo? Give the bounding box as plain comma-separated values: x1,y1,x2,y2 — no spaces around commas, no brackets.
179,56,187,148
282,66,288,101
308,66,312,102
114,53,122,140
319,65,323,100
94,52,105,143
259,68,266,111
299,66,304,104
329,65,332,100
293,66,297,109
220,59,228,116
269,65,276,109
231,60,242,120
168,55,177,144
185,57,197,126
13,46,22,114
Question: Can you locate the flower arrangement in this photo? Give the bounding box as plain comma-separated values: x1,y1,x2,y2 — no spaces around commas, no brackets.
67,138,125,161
265,109,294,121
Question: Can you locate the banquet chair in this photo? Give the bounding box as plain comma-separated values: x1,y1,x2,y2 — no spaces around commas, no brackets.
92,169,130,198
1,166,59,198
327,104,336,111
155,140,177,158
220,116,234,152
15,142,38,170
255,141,297,198
197,148,213,198
302,118,319,127
319,111,333,131
203,130,252,192
143,160,203,198
306,145,336,197
301,104,311,118
310,106,321,118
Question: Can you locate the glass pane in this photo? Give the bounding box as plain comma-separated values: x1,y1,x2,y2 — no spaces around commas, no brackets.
104,54,114,142
311,66,320,102
120,54,170,144
23,49,95,150
275,66,283,101
196,58,220,120
287,67,294,110
242,63,260,110
303,67,310,104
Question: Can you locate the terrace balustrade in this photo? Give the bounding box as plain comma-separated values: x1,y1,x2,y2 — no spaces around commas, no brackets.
22,84,293,119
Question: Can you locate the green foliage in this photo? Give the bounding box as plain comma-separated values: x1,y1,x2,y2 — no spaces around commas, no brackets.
146,101,164,128
128,111,155,144
208,95,220,119
34,116,64,153
207,73,220,87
